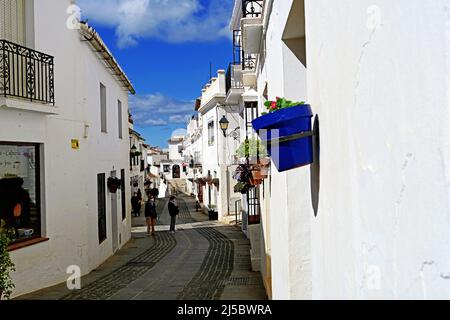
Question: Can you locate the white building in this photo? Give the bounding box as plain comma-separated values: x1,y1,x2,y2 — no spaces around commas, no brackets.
182,114,204,197
129,126,148,198
194,70,241,220
0,0,134,297
147,147,168,179
231,0,450,300
168,135,184,162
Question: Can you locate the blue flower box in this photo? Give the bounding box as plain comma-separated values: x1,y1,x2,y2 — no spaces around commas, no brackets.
252,104,313,172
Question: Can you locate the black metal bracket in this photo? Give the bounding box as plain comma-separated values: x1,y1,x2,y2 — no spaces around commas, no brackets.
266,131,314,146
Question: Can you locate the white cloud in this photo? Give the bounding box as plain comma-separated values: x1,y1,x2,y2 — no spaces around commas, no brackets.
169,114,191,124
77,0,232,48
144,118,167,126
129,93,196,127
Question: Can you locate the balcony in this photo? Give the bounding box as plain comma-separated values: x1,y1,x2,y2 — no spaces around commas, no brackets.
226,63,244,105
199,70,226,113
241,1,264,54
0,40,56,113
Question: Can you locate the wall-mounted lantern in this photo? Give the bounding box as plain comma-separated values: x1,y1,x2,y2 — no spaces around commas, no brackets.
219,115,230,137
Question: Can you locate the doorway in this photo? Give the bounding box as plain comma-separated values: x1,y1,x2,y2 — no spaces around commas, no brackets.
110,171,119,253
172,165,180,179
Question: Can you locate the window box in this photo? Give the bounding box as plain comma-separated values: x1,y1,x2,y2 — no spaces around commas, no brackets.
252,104,314,172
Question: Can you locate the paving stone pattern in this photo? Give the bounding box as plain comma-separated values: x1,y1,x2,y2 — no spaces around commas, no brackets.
16,195,267,300
62,231,176,300
177,227,234,300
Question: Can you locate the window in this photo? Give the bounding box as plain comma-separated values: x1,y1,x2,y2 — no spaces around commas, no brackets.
97,173,107,243
163,165,170,173
0,142,41,244
121,169,126,221
100,83,107,133
208,121,215,146
118,100,123,139
0,0,26,45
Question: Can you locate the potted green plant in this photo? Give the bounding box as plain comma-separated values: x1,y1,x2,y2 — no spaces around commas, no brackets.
0,220,15,300
208,205,218,221
234,181,250,195
253,97,313,172
235,138,268,160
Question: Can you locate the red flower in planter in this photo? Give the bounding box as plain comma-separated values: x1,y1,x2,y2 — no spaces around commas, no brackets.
264,97,305,114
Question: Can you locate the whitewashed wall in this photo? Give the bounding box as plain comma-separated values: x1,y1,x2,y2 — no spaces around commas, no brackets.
255,0,312,299
4,0,132,297
307,0,450,299
169,140,184,161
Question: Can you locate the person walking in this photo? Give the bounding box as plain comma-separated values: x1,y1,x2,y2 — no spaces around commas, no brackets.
168,196,179,234
131,192,140,217
145,196,158,236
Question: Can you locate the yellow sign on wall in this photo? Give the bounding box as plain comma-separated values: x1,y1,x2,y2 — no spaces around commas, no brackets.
71,139,80,150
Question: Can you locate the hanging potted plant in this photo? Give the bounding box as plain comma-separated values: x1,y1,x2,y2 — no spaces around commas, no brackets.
233,164,252,183
251,164,268,180
0,220,15,300
107,177,121,193
248,176,263,186
234,182,250,195
211,178,220,189
252,97,313,172
235,138,268,161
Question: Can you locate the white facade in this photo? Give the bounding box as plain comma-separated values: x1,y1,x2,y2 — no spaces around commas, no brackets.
129,127,148,198
197,70,240,220
231,0,450,300
0,0,134,297
183,115,203,197
168,136,184,161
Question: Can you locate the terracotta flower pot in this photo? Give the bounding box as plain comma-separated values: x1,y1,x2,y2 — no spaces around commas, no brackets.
259,157,271,167
249,178,263,186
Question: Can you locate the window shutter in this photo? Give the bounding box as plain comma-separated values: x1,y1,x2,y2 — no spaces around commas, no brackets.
0,0,25,45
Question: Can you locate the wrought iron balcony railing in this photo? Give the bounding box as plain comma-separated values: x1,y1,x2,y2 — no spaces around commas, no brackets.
0,40,55,105
231,30,257,73
243,53,257,71
226,63,244,93
242,0,263,18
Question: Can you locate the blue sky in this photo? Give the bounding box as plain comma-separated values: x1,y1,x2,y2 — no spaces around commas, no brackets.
78,0,234,148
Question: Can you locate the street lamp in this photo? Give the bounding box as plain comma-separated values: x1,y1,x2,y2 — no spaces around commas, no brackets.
131,144,137,154
219,115,229,137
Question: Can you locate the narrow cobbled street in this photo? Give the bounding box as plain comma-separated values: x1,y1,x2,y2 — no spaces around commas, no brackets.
17,196,267,300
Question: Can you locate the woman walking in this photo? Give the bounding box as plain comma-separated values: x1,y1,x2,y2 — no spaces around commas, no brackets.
145,196,158,236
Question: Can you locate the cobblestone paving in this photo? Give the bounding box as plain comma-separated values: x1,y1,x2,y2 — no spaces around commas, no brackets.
17,195,267,300
177,226,234,300
178,199,197,224
62,231,176,300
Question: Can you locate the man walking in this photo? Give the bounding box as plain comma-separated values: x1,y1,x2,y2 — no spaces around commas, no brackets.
168,196,179,233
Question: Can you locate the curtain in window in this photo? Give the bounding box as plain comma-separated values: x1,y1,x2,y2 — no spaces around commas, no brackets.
0,0,25,45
